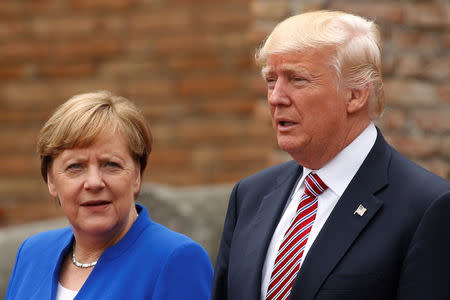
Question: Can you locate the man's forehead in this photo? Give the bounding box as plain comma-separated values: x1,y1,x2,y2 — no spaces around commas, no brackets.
261,49,333,76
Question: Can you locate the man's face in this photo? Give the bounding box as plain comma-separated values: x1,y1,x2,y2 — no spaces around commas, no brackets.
262,49,351,169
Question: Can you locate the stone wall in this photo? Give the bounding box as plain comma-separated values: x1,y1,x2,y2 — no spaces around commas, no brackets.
0,0,449,225
0,0,274,225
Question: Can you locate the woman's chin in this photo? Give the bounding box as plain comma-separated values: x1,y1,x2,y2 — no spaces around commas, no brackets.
72,218,120,237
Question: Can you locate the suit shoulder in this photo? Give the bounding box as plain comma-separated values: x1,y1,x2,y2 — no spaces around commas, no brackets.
389,147,450,194
140,221,208,257
13,227,72,273
239,160,300,188
20,227,72,252
383,146,450,221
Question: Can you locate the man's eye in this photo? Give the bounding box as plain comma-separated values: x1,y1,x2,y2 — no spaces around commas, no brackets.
265,78,276,88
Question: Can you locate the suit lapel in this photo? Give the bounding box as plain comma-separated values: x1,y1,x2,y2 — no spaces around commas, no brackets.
32,234,73,299
290,131,391,299
243,162,303,299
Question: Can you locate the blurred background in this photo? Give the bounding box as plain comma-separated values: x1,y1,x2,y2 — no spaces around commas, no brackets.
0,0,449,295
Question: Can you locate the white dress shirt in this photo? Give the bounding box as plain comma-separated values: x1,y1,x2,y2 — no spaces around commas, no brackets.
260,123,377,299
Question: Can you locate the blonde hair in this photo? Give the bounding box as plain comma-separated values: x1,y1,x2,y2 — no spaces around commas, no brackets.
37,91,152,182
256,10,384,119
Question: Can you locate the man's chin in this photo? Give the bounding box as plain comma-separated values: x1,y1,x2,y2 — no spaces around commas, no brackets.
278,142,303,156
277,137,307,153
278,139,314,164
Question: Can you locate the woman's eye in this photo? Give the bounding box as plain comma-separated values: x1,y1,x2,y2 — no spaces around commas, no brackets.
105,162,121,169
66,163,82,172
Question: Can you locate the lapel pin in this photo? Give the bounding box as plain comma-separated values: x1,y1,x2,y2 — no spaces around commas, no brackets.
354,204,367,216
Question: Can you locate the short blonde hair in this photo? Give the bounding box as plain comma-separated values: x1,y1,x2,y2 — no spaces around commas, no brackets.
37,91,152,182
256,10,384,119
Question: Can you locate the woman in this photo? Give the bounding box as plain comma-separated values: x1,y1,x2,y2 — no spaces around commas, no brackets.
6,91,213,299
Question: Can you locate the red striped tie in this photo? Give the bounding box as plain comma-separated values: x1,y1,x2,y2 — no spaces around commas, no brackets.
266,173,328,300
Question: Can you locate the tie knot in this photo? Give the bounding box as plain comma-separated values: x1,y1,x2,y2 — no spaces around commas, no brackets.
304,173,327,198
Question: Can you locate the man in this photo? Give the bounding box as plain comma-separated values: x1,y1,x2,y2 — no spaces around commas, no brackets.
212,10,450,300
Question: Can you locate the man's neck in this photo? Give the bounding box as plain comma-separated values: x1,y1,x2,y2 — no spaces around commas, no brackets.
293,119,371,169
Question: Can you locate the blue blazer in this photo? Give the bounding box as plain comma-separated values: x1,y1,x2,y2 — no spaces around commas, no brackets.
212,131,450,300
7,204,213,299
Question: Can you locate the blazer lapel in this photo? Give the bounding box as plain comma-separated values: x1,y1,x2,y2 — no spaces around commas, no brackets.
290,131,391,299
32,233,73,299
243,162,303,299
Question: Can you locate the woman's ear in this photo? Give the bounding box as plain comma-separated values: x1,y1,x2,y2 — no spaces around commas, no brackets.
347,84,370,114
133,169,142,199
47,171,58,198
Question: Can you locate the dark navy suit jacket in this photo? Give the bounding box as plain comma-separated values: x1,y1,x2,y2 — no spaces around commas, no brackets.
212,131,450,300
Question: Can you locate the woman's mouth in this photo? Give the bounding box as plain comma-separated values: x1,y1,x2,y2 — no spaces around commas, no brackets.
80,200,112,212
81,200,111,206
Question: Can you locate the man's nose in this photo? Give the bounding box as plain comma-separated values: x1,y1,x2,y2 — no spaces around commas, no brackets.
268,79,290,106
84,167,105,191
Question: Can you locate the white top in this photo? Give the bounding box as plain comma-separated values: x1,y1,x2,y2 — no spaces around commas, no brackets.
260,123,377,299
56,282,78,300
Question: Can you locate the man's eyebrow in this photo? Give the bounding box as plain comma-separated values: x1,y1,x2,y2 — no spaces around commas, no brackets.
261,64,309,78
261,66,272,78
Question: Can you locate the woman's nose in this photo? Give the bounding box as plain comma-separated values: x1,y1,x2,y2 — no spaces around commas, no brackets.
83,167,105,191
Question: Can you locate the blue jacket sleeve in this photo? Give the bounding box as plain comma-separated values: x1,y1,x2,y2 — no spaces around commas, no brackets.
152,241,213,300
5,240,25,300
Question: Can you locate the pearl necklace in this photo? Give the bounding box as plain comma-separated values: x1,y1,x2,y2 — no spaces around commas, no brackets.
71,212,139,268
71,247,98,268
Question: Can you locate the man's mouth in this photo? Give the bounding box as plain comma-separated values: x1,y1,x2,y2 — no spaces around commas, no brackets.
279,121,296,126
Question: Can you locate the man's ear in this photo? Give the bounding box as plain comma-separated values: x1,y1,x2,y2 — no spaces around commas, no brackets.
347,84,370,114
47,171,58,198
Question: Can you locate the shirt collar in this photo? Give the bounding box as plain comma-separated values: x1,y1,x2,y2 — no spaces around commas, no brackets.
299,123,377,197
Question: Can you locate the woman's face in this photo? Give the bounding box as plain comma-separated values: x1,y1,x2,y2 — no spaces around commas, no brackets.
47,132,141,243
